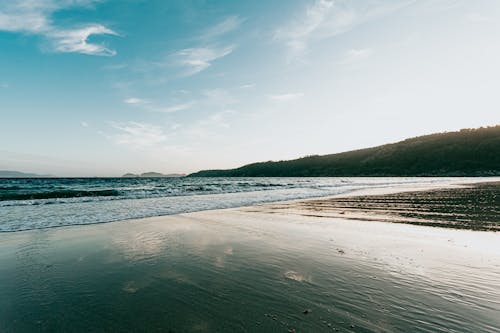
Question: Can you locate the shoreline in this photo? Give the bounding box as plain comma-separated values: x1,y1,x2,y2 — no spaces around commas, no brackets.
257,181,499,231
2,178,498,234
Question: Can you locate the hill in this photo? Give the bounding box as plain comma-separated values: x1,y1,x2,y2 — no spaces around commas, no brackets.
189,126,500,177
0,170,54,178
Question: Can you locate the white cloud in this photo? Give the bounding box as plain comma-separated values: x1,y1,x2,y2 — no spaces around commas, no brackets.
274,0,413,60
0,0,117,56
339,47,373,64
124,97,193,113
268,92,304,102
201,15,244,40
49,25,118,56
109,122,167,149
274,0,335,59
81,121,89,127
174,46,235,76
202,88,237,106
124,97,148,105
156,102,194,113
0,1,51,33
185,110,236,139
207,110,234,128
134,17,240,80
125,89,237,115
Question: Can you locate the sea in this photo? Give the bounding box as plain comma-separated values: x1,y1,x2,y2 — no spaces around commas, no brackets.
0,176,477,232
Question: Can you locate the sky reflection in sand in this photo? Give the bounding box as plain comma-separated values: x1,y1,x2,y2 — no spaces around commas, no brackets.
1,207,499,332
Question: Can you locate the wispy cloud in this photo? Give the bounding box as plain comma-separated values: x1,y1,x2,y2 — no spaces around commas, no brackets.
117,16,240,82
108,109,235,151
157,102,194,113
49,25,118,56
124,97,148,105
338,47,373,64
168,16,242,76
185,110,236,139
206,110,234,128
274,0,413,61
124,97,194,113
202,88,237,106
173,45,235,76
0,0,117,56
0,82,8,88
108,122,167,149
274,0,335,59
81,121,89,127
268,92,304,102
201,15,245,40
124,88,236,113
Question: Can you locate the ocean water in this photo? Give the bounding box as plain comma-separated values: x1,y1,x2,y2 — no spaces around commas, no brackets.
0,177,481,232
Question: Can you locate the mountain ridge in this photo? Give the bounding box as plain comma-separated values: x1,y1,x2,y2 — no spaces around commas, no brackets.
189,126,500,177
0,170,54,178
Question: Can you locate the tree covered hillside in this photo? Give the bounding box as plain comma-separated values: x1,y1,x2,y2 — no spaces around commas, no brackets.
189,126,500,177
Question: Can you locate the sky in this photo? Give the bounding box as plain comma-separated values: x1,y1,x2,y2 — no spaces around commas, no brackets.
1,0,499,176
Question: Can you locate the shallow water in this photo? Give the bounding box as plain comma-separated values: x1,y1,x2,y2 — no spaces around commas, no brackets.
0,177,486,231
1,210,499,332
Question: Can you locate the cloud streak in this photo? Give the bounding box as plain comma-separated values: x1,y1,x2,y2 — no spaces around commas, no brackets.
109,122,167,149
50,24,118,56
124,97,148,105
201,15,245,40
174,45,235,76
268,92,304,102
124,97,194,113
0,0,117,56
168,16,243,76
274,0,414,60
338,47,373,64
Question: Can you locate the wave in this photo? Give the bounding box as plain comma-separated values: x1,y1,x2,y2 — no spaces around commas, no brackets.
0,189,120,201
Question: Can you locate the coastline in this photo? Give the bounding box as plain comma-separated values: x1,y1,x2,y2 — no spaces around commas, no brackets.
2,178,498,235
5,177,475,233
66,178,499,232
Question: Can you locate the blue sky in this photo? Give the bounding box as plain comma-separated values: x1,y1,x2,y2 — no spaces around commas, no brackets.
1,0,499,176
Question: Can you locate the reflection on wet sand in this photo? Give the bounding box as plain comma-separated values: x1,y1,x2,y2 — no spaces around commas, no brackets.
1,189,500,332
265,182,500,231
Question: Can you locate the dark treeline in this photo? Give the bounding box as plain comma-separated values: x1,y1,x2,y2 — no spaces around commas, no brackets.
189,126,500,177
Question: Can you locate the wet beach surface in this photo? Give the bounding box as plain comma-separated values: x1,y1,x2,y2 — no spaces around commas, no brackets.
1,185,500,332
266,182,500,231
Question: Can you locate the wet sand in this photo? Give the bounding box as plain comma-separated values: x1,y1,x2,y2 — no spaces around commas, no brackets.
262,181,500,231
1,182,499,332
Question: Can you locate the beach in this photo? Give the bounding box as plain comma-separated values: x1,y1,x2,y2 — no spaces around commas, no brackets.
1,182,499,332
262,181,500,231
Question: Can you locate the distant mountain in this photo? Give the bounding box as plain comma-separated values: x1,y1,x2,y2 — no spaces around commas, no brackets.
122,172,185,178
122,173,139,178
0,170,54,178
189,126,500,177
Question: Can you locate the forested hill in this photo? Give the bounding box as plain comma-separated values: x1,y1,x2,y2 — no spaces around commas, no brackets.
189,126,500,177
